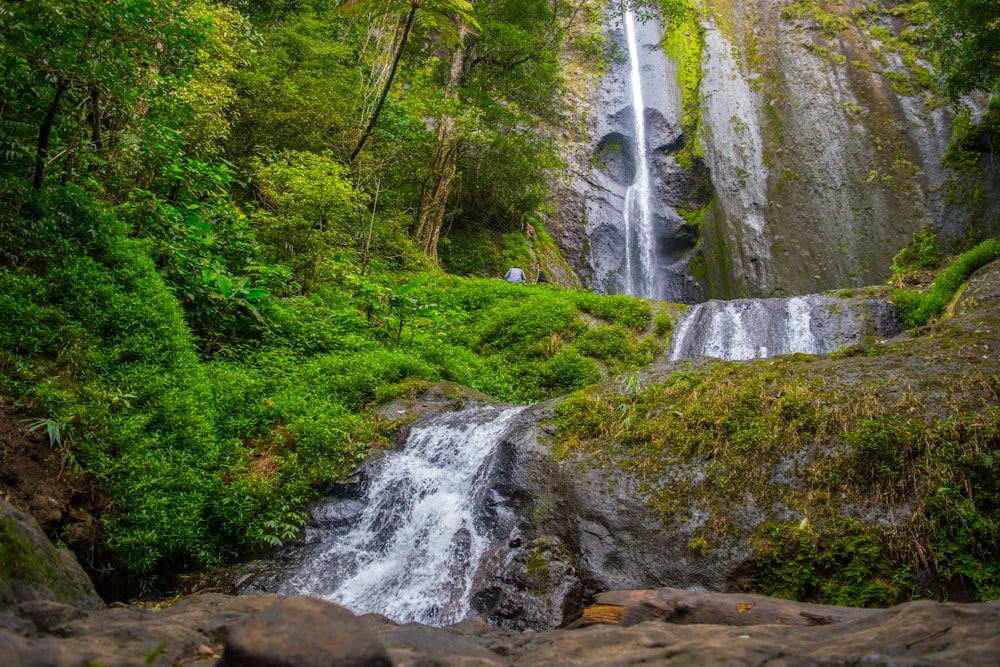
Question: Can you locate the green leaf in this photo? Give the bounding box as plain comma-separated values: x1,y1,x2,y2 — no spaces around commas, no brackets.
215,274,232,298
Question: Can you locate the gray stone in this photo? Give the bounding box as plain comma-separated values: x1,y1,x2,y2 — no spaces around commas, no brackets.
0,498,104,613
218,596,392,667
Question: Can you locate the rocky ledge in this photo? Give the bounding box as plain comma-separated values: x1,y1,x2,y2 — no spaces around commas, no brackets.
3,498,1000,666
4,588,1000,666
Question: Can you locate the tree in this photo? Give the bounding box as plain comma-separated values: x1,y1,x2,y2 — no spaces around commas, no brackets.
413,26,470,263
339,0,479,163
251,150,367,292
0,0,247,197
929,0,1000,97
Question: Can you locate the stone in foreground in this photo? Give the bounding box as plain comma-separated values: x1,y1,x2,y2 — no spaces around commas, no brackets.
218,596,392,667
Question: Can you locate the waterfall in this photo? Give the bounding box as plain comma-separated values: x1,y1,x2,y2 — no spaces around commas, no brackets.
668,295,904,361
623,10,655,298
276,404,525,626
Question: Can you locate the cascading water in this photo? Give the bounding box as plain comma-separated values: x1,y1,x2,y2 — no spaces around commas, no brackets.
668,295,905,361
276,404,525,626
623,9,655,298
583,12,699,302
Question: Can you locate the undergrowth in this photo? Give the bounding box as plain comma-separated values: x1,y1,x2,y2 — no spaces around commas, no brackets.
0,184,659,593
892,238,1000,326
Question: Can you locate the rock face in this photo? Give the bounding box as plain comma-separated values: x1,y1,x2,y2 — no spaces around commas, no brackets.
547,0,999,300
468,399,739,630
218,596,392,667
2,517,999,664
1,587,999,666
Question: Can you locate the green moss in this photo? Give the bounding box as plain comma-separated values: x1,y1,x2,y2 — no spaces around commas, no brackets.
663,4,705,167
891,230,939,277
0,516,52,586
753,517,909,606
893,239,1000,326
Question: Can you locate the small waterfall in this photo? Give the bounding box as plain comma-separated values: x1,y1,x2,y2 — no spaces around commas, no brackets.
623,9,655,298
278,404,525,626
668,295,904,361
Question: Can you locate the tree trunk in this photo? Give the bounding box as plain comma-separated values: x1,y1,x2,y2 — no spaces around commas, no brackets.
349,2,417,164
414,135,459,263
413,29,467,263
89,86,104,157
33,78,69,191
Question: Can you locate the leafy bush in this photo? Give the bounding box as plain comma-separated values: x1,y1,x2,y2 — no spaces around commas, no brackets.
473,291,580,353
891,230,939,276
654,310,675,336
575,324,633,361
540,348,601,392
753,518,907,606
575,292,652,330
893,238,1000,326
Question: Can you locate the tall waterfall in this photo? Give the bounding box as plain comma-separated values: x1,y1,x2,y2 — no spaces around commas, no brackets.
276,404,525,626
623,9,655,298
581,12,697,302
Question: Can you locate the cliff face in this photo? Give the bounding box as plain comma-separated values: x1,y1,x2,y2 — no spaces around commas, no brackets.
548,0,999,300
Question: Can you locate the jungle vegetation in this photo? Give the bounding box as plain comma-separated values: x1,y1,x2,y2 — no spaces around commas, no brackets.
0,0,996,598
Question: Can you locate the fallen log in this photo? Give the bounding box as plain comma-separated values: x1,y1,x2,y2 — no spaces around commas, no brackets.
564,587,880,628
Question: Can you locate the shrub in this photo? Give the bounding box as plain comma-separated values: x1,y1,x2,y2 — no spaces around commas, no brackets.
891,230,939,276
575,324,633,361
893,238,1000,326
575,292,652,330
654,310,675,336
541,348,601,392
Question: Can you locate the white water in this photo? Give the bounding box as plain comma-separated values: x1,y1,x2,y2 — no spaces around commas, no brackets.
785,297,820,355
668,297,824,361
624,10,655,298
279,404,525,626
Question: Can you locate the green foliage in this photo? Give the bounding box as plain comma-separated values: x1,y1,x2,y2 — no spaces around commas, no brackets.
654,310,675,336
118,189,279,355
575,292,652,330
891,230,939,276
893,239,1000,326
251,151,367,293
540,348,601,393
346,274,439,348
575,325,633,361
943,99,1000,171
228,6,359,158
753,518,908,606
929,0,1000,96
473,291,580,353
661,0,705,169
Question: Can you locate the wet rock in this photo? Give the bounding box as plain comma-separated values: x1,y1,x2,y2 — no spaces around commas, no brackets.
219,596,392,667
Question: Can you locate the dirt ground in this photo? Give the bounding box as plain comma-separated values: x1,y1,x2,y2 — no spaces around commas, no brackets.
0,396,106,573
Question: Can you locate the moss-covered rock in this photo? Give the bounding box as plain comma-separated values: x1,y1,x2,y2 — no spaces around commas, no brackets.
0,499,104,613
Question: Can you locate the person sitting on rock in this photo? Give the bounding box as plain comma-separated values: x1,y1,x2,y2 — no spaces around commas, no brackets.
504,267,526,283
533,262,548,285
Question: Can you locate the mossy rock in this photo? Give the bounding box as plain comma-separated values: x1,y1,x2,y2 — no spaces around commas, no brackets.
0,499,104,612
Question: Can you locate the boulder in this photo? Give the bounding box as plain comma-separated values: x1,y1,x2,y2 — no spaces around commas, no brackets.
0,498,104,616
218,596,392,667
